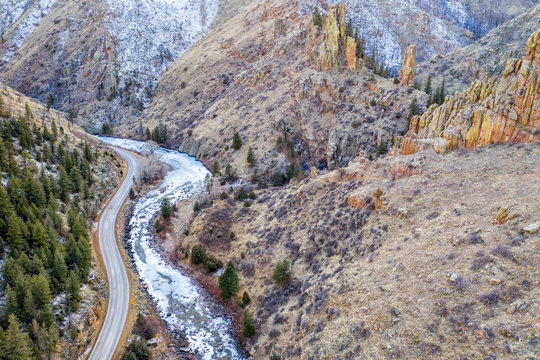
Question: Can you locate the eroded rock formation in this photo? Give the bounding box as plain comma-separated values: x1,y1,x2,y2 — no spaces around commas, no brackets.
316,2,352,71
400,29,540,155
399,45,416,87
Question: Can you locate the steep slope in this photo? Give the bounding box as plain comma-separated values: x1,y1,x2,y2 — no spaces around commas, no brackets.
132,0,426,180
173,142,540,359
0,0,219,130
301,0,536,72
400,29,540,155
417,3,540,95
0,81,123,358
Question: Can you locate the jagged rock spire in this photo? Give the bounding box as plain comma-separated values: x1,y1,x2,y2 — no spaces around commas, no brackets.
399,45,416,87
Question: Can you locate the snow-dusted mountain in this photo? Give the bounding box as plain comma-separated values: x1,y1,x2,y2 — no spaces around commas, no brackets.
0,0,537,128
105,0,219,103
0,0,219,129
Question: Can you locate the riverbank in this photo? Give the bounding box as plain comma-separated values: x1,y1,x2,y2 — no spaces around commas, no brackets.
99,137,246,360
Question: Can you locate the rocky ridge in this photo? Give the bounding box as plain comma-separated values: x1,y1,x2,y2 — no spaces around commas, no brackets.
416,3,540,95
301,0,536,73
130,0,427,180
400,29,540,155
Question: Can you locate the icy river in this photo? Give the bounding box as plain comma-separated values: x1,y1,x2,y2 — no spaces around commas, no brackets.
100,137,245,360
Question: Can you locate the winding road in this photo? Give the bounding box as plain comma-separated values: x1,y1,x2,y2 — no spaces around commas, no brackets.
88,148,139,360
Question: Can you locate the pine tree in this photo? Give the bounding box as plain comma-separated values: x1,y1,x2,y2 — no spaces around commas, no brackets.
66,271,81,312
70,166,83,193
47,95,54,111
7,216,25,255
211,161,221,175
246,147,256,167
407,97,420,121
0,314,33,360
424,75,432,96
241,291,251,306
218,265,239,300
272,259,291,285
31,221,49,249
30,319,58,360
242,309,256,338
376,140,388,155
232,133,242,150
58,165,72,201
52,248,68,286
29,273,52,311
346,19,353,38
160,198,173,218
312,7,322,28
0,185,14,220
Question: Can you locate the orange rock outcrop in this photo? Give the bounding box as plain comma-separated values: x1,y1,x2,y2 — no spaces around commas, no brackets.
399,45,416,87
401,29,540,155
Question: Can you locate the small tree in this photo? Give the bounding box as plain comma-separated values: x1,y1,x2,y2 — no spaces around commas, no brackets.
242,309,256,338
154,219,162,233
241,291,251,306
218,265,239,300
224,164,237,182
232,133,242,150
407,97,419,121
246,147,256,167
193,202,201,212
272,259,291,285
47,95,54,111
376,140,387,155
312,7,323,28
211,161,221,175
191,244,206,265
129,188,136,200
160,198,173,218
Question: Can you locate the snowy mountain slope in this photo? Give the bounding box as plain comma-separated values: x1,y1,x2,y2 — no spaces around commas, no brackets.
0,0,33,35
105,0,220,103
0,0,220,129
417,2,540,95
0,0,57,64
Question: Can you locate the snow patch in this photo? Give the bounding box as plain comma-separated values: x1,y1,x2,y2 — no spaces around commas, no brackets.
1,0,57,64
105,0,220,103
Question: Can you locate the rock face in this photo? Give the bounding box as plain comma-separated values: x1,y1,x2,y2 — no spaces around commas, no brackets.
399,45,416,87
345,36,356,69
316,2,349,71
301,0,535,73
417,4,540,95
401,29,540,155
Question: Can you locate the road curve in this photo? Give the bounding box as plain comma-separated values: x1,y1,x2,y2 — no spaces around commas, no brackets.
89,148,139,360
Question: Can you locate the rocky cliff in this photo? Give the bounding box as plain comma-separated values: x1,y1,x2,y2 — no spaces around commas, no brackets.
400,29,540,155
417,3,540,95
131,0,426,180
398,45,416,87
301,0,536,73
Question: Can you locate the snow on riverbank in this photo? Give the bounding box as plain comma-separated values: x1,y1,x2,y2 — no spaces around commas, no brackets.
100,137,245,360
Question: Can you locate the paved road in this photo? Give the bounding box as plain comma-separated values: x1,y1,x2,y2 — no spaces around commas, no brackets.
88,148,138,360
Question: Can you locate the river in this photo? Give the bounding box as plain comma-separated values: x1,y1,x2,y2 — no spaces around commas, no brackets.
99,137,246,360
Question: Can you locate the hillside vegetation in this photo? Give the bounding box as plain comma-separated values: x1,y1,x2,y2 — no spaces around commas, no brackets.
0,83,122,359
